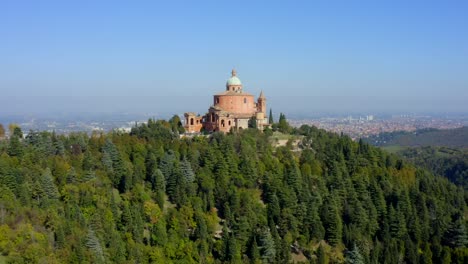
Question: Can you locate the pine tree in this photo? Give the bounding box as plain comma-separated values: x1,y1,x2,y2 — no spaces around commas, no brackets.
307,204,325,241
321,196,343,246
40,168,59,200
82,170,96,182
66,167,77,184
249,236,261,262
269,109,274,124
7,135,23,157
260,228,276,264
53,137,65,156
278,113,291,133
85,229,105,263
159,150,175,181
151,219,167,246
12,126,23,138
443,218,468,248
152,168,166,208
82,150,96,171
317,243,329,264
102,138,126,189
180,158,195,183
345,244,364,264
421,242,433,264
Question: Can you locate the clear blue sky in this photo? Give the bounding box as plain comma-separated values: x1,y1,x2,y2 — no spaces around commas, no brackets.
1,0,467,115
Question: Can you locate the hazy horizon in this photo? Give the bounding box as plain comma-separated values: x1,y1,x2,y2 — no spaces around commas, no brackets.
1,1,468,115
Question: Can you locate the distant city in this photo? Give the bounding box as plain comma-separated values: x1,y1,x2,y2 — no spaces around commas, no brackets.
1,112,467,140
290,114,468,140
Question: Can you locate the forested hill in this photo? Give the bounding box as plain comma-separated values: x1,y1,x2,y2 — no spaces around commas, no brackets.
0,119,467,263
364,126,468,148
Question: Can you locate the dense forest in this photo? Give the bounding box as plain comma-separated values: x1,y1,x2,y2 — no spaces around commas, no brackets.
364,127,468,148
392,147,467,195
0,117,467,263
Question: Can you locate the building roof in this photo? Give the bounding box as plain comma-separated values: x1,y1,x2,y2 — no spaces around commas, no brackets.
226,69,242,86
259,90,265,99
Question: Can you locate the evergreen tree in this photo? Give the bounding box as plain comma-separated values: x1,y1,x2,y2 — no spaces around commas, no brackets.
12,126,23,138
421,242,433,264
7,135,23,157
180,157,195,183
317,244,329,264
85,229,105,263
152,168,166,208
260,228,276,264
278,113,291,133
40,168,59,200
443,218,468,248
321,196,343,246
82,170,96,182
269,109,274,124
66,167,77,184
345,244,364,264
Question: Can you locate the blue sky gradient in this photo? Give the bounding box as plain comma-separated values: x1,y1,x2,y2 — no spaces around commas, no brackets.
1,0,467,114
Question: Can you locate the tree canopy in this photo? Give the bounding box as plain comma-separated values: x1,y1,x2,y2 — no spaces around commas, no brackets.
0,119,466,263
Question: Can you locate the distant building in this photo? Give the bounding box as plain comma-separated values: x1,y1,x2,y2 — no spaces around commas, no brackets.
184,69,268,133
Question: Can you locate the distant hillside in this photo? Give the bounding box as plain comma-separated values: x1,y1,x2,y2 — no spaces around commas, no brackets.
396,146,468,192
365,126,468,148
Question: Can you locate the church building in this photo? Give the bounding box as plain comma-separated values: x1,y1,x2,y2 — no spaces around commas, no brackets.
184,69,268,133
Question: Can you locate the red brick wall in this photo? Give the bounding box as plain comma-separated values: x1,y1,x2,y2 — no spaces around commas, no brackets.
213,95,256,115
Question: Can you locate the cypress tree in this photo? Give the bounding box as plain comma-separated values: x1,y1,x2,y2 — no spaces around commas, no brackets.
269,108,274,124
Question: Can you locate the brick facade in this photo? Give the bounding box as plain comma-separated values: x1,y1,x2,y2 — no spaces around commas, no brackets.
184,69,268,133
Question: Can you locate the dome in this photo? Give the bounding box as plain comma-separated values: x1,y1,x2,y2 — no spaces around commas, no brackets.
226,76,242,86
226,69,242,86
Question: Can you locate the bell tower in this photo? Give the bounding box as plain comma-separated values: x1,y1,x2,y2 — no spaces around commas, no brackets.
257,90,266,113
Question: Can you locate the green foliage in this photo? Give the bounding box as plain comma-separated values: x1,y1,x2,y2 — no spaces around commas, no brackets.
269,108,274,124
260,228,276,263
40,168,59,200
248,116,258,129
345,244,364,264
277,113,291,133
169,114,185,134
85,229,105,263
396,146,468,193
0,122,465,263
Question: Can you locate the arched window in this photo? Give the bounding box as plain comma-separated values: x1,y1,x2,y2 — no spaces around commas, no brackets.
216,97,220,104
228,120,231,126
221,119,225,127
244,98,247,104
190,118,194,125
